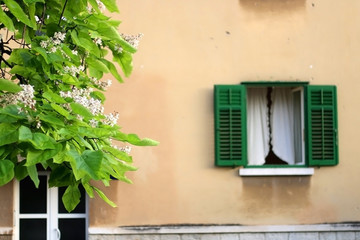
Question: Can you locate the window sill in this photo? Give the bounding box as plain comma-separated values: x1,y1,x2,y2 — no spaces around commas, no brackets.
239,168,314,176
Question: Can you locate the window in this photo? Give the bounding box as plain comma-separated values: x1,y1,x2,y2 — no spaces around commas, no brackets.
14,173,88,240
214,82,338,168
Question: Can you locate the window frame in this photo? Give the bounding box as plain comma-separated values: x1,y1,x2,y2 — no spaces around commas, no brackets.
214,82,338,169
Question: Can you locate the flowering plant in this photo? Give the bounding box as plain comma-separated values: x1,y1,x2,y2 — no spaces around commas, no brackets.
0,0,158,211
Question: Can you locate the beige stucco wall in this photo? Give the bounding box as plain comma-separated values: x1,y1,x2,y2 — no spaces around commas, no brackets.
0,182,13,227
89,0,360,227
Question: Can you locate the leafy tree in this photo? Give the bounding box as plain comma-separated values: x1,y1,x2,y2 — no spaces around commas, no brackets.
0,0,158,211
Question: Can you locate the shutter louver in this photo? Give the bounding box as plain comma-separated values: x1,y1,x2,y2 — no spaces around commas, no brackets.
307,85,338,166
214,85,247,166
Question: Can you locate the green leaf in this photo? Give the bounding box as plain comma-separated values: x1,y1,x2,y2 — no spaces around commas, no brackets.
49,166,73,187
74,136,93,150
33,46,50,64
3,0,35,28
100,59,123,82
0,114,18,123
47,52,64,63
100,0,119,12
27,165,39,188
52,148,71,164
86,57,109,73
0,123,18,147
71,31,100,57
19,127,56,150
26,143,62,166
88,0,101,13
38,113,65,127
43,91,67,104
88,66,103,79
114,132,159,146
31,133,56,150
113,52,133,78
70,103,93,119
82,181,94,198
97,26,136,53
62,184,81,212
66,0,86,15
9,66,35,77
61,74,78,85
0,147,5,159
0,160,14,186
78,127,114,138
0,105,27,120
0,7,15,31
46,23,61,38
0,79,22,93
28,3,37,29
61,45,80,63
50,103,71,119
93,186,116,207
102,146,132,163
90,91,106,103
15,161,28,181
18,125,32,141
23,0,44,4
68,149,103,180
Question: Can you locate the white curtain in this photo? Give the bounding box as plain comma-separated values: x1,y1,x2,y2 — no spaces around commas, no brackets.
247,87,295,165
271,88,294,165
247,88,268,165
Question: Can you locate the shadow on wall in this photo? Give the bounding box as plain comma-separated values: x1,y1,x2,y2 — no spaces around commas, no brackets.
239,0,306,13
240,177,311,221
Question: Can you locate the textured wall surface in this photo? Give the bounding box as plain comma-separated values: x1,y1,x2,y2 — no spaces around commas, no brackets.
89,0,360,227
2,0,360,231
0,182,13,227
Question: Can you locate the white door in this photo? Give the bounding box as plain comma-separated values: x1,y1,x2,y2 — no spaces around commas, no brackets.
14,173,88,240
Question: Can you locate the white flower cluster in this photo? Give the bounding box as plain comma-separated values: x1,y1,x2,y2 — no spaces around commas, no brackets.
60,87,104,115
103,112,119,126
94,37,102,46
86,6,93,13
90,77,112,90
114,44,123,54
59,89,119,127
63,65,85,77
120,33,144,49
89,119,98,128
96,0,106,12
113,145,132,154
34,15,41,23
0,84,36,110
40,32,66,53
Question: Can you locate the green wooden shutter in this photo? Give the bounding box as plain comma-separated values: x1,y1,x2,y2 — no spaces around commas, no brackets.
306,85,338,166
214,85,247,166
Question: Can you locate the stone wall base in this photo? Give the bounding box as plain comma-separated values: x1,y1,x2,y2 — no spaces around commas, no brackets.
89,231,360,240
88,223,360,240
0,236,11,240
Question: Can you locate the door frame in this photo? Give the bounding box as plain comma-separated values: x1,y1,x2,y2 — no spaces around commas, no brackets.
13,172,89,240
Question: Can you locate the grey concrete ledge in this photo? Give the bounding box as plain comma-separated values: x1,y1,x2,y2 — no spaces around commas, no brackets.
89,223,360,235
0,228,12,235
239,168,314,176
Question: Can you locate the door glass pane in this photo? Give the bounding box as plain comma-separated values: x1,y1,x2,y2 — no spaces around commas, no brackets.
20,219,47,240
58,218,86,240
58,185,86,213
20,176,47,213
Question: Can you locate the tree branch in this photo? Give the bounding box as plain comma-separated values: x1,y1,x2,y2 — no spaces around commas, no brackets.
58,0,69,26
